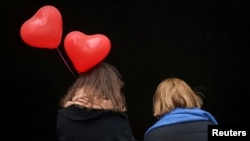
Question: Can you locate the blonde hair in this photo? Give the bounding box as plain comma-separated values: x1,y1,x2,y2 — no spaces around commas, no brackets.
153,77,203,118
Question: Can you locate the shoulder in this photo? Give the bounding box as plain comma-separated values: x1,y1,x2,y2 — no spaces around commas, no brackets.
144,121,214,141
151,121,214,134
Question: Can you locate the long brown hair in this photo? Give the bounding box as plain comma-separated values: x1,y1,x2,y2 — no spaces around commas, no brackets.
60,62,127,112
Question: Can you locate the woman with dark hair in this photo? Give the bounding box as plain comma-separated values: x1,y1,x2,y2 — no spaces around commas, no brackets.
144,77,218,141
57,61,135,141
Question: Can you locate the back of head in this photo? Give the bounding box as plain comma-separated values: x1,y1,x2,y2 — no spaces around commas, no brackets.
61,62,127,112
153,77,203,118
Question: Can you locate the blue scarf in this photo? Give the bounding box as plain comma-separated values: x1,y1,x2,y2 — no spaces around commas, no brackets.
145,108,218,136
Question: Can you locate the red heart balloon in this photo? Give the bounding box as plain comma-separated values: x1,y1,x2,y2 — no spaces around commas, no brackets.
64,31,111,73
20,5,62,49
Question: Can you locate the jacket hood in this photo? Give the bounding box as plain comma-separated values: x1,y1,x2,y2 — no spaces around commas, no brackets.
58,105,126,121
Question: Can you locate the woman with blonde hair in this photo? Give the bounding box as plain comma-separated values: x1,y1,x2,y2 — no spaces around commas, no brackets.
144,77,218,141
57,61,135,141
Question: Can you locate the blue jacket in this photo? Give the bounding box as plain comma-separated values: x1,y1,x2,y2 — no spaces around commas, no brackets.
144,108,218,141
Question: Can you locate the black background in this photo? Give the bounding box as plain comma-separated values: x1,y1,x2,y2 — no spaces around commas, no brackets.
1,0,249,140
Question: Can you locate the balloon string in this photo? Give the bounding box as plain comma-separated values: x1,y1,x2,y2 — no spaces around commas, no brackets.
56,48,77,79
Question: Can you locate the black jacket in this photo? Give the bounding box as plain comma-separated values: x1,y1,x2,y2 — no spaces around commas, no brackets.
57,105,135,141
143,121,214,141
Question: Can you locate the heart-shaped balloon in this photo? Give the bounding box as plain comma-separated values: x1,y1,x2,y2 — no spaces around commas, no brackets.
64,31,111,73
20,5,62,49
